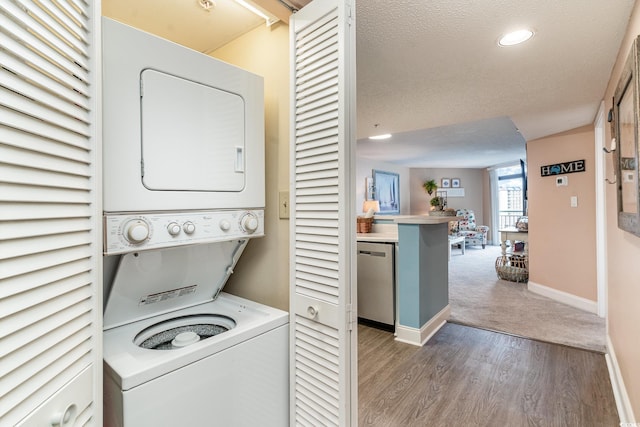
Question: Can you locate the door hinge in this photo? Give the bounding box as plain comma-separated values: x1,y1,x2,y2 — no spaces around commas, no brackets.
346,303,355,331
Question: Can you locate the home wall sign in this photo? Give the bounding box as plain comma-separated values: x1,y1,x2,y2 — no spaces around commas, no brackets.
540,159,586,177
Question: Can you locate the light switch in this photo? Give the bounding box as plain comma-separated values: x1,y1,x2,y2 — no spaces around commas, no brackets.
279,191,290,219
570,196,578,207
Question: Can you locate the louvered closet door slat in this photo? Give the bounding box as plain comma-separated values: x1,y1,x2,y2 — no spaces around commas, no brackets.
0,87,90,135
1,312,92,378
1,246,92,280
0,106,89,148
0,68,89,122
2,182,90,204
0,8,88,80
0,343,93,417
0,35,88,94
12,0,89,57
0,0,98,424
3,163,91,190
0,127,91,163
0,203,92,222
0,143,90,177
0,50,88,109
0,257,91,301
2,218,92,240
1,271,92,319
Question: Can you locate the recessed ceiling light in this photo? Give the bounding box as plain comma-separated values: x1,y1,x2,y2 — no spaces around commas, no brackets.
498,29,534,47
368,134,392,140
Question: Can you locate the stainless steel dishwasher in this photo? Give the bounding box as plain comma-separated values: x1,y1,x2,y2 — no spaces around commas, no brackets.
357,241,395,329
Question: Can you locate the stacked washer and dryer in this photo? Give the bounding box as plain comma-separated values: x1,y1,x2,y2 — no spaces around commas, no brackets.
101,18,288,426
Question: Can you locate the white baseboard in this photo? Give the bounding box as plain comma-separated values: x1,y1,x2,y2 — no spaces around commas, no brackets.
606,335,637,423
395,305,450,346
527,281,597,314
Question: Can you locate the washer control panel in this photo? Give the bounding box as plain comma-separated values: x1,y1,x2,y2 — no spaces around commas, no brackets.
104,209,264,255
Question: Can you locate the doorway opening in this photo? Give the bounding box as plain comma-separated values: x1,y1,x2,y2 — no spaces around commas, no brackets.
496,160,527,229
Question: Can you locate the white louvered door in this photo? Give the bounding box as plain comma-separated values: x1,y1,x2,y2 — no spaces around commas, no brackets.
0,0,101,425
290,0,357,425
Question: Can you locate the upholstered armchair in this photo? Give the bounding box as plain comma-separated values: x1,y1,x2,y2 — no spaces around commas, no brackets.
450,209,489,249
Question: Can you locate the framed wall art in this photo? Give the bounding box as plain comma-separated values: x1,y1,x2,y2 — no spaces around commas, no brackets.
372,169,400,214
612,35,640,236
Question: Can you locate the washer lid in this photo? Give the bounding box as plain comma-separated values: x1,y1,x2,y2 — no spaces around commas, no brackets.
103,240,247,330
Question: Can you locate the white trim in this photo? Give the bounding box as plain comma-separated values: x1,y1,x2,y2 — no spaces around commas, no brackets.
394,305,450,346
527,281,597,314
594,101,608,318
606,335,637,423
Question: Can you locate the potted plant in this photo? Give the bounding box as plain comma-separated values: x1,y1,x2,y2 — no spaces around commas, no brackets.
423,179,438,195
430,196,445,210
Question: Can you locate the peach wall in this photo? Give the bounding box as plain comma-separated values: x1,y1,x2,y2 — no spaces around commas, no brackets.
603,1,640,417
209,23,290,311
527,126,597,301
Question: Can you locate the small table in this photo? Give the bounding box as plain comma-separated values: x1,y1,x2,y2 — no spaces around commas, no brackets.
448,235,465,260
499,228,529,257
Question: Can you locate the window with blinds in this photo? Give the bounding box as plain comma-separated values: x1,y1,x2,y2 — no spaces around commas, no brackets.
290,1,357,425
0,0,100,425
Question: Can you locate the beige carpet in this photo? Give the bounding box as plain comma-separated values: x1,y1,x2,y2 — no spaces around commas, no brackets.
448,244,606,353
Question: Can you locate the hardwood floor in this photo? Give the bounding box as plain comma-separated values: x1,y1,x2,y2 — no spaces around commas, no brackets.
358,323,619,427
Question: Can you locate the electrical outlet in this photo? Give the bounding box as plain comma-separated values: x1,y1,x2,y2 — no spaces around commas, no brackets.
570,196,578,208
279,191,290,219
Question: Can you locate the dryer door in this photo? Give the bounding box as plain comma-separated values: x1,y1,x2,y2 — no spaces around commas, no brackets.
140,69,245,192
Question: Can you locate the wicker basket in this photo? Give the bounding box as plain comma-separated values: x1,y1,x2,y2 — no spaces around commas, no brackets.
357,217,374,233
495,255,529,282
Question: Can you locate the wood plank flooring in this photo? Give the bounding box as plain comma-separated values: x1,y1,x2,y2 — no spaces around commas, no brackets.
359,322,619,427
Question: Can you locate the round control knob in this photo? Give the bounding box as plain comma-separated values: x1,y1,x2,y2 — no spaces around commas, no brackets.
124,219,150,244
167,222,181,236
183,221,196,234
219,219,231,231
240,212,259,233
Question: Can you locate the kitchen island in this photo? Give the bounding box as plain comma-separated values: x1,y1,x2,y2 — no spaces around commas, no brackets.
356,215,458,346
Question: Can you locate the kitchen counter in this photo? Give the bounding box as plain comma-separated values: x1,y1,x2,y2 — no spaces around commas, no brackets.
395,215,461,225
356,232,398,243
356,216,458,243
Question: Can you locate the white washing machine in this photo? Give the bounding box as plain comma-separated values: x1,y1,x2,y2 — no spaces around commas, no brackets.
102,218,289,427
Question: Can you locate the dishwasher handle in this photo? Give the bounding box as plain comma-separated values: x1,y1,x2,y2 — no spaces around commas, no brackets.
358,250,386,257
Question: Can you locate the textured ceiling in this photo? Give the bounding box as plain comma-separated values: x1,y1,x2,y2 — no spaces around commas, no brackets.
356,0,636,168
103,0,636,169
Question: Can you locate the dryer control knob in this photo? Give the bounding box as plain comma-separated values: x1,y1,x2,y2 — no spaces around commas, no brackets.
124,220,150,243
183,221,196,234
240,212,259,233
167,222,181,236
219,219,231,231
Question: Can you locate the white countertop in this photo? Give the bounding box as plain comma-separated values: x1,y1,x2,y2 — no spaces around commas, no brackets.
356,232,398,243
356,215,460,242
395,215,462,224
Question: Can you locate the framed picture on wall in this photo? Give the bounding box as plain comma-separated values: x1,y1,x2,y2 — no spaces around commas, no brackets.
451,178,461,188
373,169,400,214
441,178,451,188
